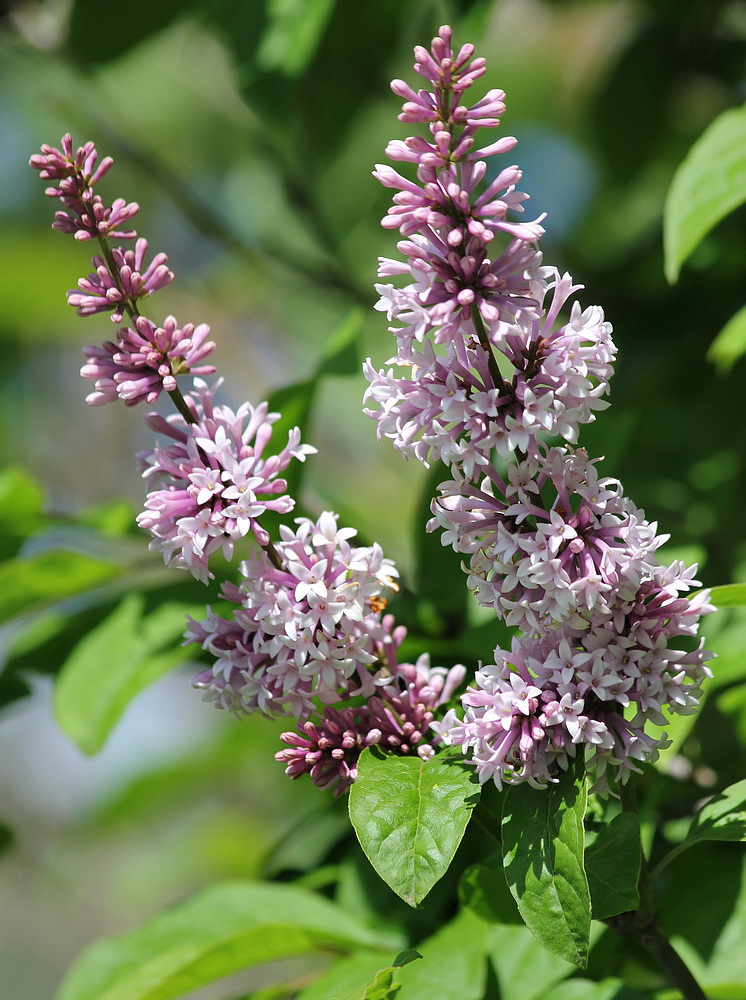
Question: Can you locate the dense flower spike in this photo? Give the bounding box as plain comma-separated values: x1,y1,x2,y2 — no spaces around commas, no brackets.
187,514,401,715
138,380,315,582
69,239,174,323
370,25,714,791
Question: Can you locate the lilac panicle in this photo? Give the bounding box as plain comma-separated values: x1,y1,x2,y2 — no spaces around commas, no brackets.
369,25,715,793
68,238,174,323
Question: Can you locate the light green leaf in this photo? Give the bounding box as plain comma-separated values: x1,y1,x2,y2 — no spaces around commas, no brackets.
256,0,336,76
584,813,641,919
55,880,384,1000
395,910,489,1000
0,550,120,623
686,778,746,845
707,303,746,373
53,595,198,755
709,583,746,608
348,747,479,907
664,102,746,282
501,760,591,968
318,306,363,377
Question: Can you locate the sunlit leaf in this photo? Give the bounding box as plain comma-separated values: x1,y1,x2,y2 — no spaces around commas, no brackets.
394,910,489,1000
349,747,479,907
707,304,746,373
0,550,120,623
664,102,746,283
55,880,385,1000
709,583,746,609
53,595,199,755
686,778,746,845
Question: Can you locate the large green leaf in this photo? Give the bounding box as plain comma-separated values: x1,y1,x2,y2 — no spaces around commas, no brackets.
501,761,591,968
0,465,45,560
348,747,479,907
584,812,641,919
664,102,746,283
708,583,746,609
55,880,385,1000
488,922,574,1000
53,595,200,755
394,910,490,1000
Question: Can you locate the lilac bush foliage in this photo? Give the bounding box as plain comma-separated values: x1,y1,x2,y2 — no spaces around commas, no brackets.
363,25,714,793
30,24,714,801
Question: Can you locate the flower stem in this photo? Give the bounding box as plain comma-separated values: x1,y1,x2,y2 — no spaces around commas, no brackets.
470,302,509,395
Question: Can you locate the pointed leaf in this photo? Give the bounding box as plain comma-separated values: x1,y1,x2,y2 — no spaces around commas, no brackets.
501,761,591,967
686,778,746,845
55,880,384,1000
348,747,479,907
709,583,746,608
584,813,641,919
664,102,746,282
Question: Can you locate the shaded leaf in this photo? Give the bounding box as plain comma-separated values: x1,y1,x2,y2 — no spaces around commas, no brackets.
348,747,479,907
68,0,200,66
55,880,384,1000
458,855,522,925
502,760,591,967
488,922,574,1000
664,102,746,283
318,306,364,377
584,813,641,919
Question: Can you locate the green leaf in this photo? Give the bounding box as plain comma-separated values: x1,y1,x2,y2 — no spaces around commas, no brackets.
68,0,201,65
53,595,198,755
348,747,479,907
488,922,574,1000
55,880,385,1000
709,583,746,608
394,909,490,1000
707,304,746,373
458,855,522,924
664,102,746,283
256,0,336,77
685,778,746,845
501,761,591,968
584,813,641,919
0,550,120,623
0,465,45,560
537,978,649,1000
318,306,364,377
296,951,398,1000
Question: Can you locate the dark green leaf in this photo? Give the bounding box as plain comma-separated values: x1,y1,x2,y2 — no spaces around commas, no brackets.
584,813,641,919
502,761,591,967
458,855,522,924
55,880,385,1000
68,0,200,65
414,466,470,636
488,923,575,1000
348,747,479,907
53,595,199,755
0,822,14,856
664,102,746,283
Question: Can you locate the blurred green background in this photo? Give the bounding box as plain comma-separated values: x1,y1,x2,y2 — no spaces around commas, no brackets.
0,0,745,996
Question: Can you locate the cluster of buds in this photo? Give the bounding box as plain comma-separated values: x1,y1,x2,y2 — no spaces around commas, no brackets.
365,26,714,792
30,133,465,795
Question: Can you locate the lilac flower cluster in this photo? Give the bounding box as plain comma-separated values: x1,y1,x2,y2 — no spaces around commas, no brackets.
32,134,465,796
368,26,714,792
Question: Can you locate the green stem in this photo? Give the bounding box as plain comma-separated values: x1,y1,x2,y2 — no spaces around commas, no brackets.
470,302,509,394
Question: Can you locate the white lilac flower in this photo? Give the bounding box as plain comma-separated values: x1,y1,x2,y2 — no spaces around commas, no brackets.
137,379,315,582
187,513,400,717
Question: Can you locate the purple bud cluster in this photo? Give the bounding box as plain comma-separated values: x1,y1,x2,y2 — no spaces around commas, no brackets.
369,26,714,792
32,132,466,797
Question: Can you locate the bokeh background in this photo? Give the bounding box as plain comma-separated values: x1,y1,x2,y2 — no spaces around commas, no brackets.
1,0,745,996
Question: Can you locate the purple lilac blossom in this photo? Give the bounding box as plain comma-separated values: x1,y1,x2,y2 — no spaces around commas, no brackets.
81,315,216,406
69,238,174,323
137,379,315,582
369,24,714,792
187,514,402,717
